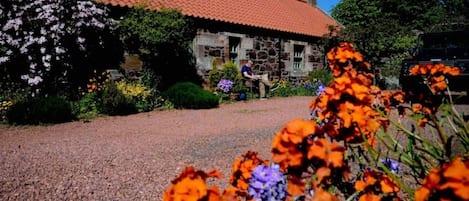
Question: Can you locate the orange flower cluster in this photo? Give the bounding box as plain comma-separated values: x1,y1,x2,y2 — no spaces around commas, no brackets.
326,42,371,77
415,156,469,201
308,188,340,201
403,63,462,128
271,118,348,198
229,151,268,191
163,166,222,201
409,63,461,94
307,138,349,185
411,103,435,127
272,118,317,171
354,170,401,201
271,119,316,197
311,43,393,147
80,70,109,95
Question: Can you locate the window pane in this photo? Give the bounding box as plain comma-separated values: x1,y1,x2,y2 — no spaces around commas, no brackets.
293,45,304,71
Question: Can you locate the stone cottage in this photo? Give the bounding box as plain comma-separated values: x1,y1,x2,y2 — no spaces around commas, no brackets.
98,0,338,82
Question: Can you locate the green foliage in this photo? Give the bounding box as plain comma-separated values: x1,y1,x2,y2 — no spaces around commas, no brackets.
115,79,154,112
0,100,14,122
221,61,246,95
119,7,194,49
328,0,467,77
119,7,202,90
73,76,171,120
162,82,219,109
101,82,138,116
208,61,245,93
7,96,74,125
221,62,239,81
269,80,319,97
231,83,248,93
308,69,334,86
72,93,100,121
0,83,28,122
208,59,223,90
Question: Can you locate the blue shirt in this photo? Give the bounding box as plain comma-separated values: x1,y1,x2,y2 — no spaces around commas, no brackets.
241,65,253,81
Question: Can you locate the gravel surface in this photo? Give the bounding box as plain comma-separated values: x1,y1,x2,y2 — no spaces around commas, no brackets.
0,96,314,201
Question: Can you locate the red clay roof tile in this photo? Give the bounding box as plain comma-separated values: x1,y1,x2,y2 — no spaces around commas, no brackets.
96,0,338,37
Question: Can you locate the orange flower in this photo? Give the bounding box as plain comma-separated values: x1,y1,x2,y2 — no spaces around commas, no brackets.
287,175,305,197
335,76,352,91
417,117,429,127
440,158,469,199
408,63,461,95
412,104,423,113
415,156,469,201
354,170,400,200
337,101,355,128
380,176,400,194
415,168,441,201
163,166,222,201
358,193,381,201
222,187,242,201
431,80,447,93
392,91,405,103
311,188,340,201
272,118,317,171
409,64,420,75
307,138,345,168
326,42,371,78
351,83,370,101
445,66,461,76
356,72,373,86
229,151,267,190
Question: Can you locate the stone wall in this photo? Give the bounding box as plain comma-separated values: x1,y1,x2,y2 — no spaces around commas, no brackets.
193,29,324,83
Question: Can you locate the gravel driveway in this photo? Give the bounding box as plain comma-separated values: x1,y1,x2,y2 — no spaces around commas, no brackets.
0,96,314,200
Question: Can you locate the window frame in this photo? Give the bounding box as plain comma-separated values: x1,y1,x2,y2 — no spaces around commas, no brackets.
293,44,304,71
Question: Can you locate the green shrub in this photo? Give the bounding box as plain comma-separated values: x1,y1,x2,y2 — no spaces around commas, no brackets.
0,100,14,122
0,84,28,122
162,82,219,109
101,82,137,115
7,96,74,125
221,62,239,81
115,79,154,112
208,59,223,90
72,93,99,121
308,69,333,85
269,80,320,97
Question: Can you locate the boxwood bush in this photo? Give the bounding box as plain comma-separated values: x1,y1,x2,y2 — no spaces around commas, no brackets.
7,96,74,125
162,82,219,109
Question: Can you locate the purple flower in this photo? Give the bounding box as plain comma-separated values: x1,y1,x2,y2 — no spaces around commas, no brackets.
304,82,314,90
379,158,401,174
315,82,326,96
217,79,234,93
248,164,286,201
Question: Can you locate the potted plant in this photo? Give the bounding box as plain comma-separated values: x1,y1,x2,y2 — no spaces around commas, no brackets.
231,83,248,100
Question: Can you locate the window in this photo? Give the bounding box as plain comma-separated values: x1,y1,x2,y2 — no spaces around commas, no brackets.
229,37,240,65
293,45,304,71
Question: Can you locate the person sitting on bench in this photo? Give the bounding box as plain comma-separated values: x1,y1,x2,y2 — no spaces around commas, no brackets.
241,60,279,100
